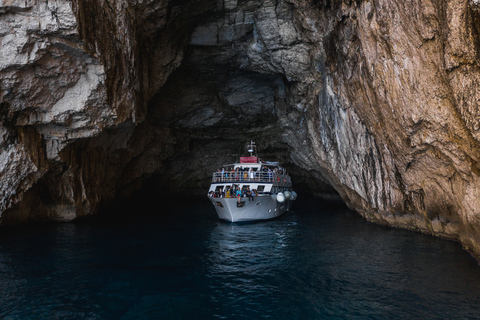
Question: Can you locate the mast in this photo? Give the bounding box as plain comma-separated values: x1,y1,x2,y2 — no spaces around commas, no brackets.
247,140,256,157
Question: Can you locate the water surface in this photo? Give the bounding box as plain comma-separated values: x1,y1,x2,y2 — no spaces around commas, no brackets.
1,197,479,319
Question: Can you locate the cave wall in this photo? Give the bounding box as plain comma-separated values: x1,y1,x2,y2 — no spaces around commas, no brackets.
1,0,480,255
306,0,480,253
0,0,216,223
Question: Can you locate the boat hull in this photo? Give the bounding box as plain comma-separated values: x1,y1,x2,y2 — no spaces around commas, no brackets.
209,195,291,222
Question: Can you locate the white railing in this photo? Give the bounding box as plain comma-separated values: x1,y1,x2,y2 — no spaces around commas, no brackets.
211,172,292,186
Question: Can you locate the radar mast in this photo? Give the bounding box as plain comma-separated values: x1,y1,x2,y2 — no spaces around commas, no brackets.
247,140,256,157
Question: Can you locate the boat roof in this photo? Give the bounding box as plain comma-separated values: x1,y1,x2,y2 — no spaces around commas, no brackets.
221,161,281,168
220,141,281,169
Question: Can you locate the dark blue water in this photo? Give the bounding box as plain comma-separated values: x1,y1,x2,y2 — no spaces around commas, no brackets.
1,197,480,319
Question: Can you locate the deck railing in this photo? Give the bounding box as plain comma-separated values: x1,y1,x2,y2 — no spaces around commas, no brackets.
211,172,292,186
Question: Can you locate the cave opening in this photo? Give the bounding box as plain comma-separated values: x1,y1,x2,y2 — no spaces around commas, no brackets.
99,0,341,209
87,0,339,219
117,32,340,208
139,49,285,183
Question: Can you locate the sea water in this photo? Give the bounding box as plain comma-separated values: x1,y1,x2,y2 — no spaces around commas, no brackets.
1,197,480,319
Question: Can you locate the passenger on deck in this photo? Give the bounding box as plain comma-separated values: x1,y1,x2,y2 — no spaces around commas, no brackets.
236,188,242,203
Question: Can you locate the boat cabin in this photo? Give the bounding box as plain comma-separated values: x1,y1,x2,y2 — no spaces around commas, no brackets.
209,159,292,197
208,141,292,198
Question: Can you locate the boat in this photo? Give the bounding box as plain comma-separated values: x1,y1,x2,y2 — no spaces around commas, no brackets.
207,140,297,222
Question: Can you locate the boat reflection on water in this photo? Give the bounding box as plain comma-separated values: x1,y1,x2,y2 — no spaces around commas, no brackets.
208,222,294,270
205,219,298,313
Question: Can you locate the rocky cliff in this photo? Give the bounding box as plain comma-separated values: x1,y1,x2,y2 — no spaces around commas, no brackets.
1,0,480,256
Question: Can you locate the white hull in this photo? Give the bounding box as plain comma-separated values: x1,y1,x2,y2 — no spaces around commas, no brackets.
209,195,291,222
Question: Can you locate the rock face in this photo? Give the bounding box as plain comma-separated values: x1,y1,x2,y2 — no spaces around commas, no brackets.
1,0,480,255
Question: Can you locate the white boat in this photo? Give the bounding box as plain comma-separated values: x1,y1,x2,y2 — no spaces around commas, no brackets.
207,141,297,222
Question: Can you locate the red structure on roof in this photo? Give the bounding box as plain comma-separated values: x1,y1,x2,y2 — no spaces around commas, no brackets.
239,156,258,163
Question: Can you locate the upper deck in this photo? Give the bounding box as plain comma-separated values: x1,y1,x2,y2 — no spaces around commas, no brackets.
211,162,291,187
210,140,292,188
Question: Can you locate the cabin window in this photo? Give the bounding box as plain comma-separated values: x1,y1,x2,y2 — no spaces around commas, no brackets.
257,185,265,192
215,186,224,192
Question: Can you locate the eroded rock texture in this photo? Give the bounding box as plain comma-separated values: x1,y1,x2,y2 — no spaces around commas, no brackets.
1,0,480,255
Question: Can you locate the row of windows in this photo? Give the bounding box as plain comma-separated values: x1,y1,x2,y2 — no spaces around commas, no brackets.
215,185,266,193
